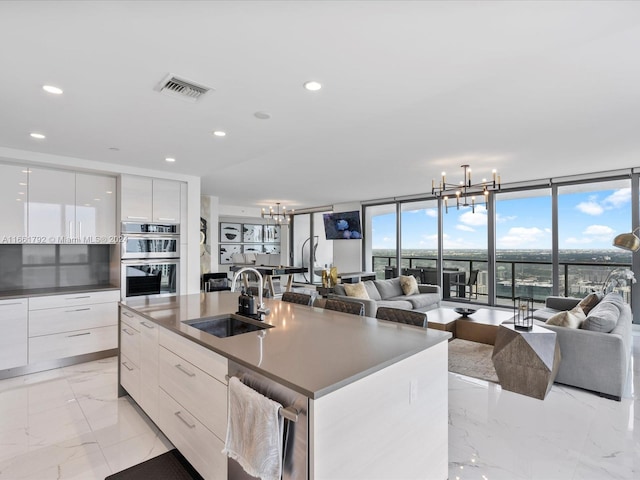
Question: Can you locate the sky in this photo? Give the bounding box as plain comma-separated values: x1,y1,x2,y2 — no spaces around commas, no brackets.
371,185,632,250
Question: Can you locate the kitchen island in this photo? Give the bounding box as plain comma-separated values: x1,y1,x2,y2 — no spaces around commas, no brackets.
119,291,450,479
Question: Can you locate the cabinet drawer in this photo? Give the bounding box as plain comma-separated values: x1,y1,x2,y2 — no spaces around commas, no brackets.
159,346,227,439
120,308,142,330
29,290,119,310
121,353,141,402
120,322,141,367
29,302,117,337
157,388,227,480
159,328,227,384
29,325,117,364
0,299,28,370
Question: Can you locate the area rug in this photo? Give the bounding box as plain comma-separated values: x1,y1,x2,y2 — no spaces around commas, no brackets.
448,338,499,384
105,449,203,480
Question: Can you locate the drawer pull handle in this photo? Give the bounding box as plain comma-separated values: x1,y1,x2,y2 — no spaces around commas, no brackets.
141,321,155,329
122,311,134,318
174,364,195,377
174,411,196,429
157,217,176,221
67,296,90,300
0,302,24,306
65,307,91,313
127,216,149,220
122,361,134,371
123,328,135,336
68,332,91,338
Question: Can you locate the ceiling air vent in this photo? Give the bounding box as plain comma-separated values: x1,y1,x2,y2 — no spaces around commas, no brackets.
155,73,212,102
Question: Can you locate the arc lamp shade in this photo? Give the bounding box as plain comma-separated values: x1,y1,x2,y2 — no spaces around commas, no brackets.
613,228,640,252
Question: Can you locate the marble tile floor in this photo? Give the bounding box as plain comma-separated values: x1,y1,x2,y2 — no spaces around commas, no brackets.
0,328,637,479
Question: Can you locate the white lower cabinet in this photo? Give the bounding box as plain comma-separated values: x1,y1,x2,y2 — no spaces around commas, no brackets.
29,325,117,364
139,318,159,422
120,352,141,401
28,290,119,365
157,388,227,480
157,327,228,480
0,299,28,370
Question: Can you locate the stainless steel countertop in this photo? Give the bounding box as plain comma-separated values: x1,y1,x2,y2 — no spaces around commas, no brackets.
120,291,451,399
0,284,120,300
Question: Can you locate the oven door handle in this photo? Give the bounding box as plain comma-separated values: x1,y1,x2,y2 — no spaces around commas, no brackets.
121,259,180,265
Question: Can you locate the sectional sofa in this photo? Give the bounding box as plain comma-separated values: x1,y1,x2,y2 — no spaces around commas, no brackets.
329,276,441,317
532,292,632,400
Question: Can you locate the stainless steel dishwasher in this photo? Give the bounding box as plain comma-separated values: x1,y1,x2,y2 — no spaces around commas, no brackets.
227,361,309,480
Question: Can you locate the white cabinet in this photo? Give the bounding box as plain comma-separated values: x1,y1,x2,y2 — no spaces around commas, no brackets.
0,164,28,238
120,175,153,222
121,175,182,224
27,290,119,364
75,173,117,240
156,327,228,479
26,166,116,243
152,179,181,223
120,307,160,422
0,298,28,370
27,167,76,240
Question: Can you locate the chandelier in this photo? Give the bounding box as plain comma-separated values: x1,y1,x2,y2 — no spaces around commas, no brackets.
261,202,292,223
431,164,501,213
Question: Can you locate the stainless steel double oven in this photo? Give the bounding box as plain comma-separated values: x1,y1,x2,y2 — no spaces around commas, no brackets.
120,222,180,300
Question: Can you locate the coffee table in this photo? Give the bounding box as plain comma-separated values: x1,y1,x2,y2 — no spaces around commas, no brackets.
492,324,561,400
427,307,513,345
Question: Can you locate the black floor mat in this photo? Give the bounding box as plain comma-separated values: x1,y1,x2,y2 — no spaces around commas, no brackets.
105,449,204,480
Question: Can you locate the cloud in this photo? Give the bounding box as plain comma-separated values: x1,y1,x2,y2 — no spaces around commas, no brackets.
456,224,475,232
496,213,517,224
576,201,604,215
498,227,546,248
604,188,631,208
459,205,487,226
565,237,593,245
425,209,438,218
583,225,614,236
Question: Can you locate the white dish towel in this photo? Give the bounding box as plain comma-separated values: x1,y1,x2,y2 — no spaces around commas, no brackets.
222,376,284,480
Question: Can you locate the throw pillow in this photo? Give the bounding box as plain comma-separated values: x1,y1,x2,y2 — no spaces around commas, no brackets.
578,292,602,315
399,275,420,296
343,282,370,300
545,305,586,329
581,301,619,333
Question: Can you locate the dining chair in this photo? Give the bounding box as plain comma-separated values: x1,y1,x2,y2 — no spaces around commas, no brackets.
281,291,313,306
375,307,428,328
451,269,479,300
324,298,365,316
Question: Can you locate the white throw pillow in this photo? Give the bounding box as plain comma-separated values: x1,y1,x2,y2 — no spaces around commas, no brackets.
343,282,370,299
399,275,420,296
546,305,586,329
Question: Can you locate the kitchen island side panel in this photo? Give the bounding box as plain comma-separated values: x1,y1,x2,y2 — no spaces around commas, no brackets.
309,340,448,480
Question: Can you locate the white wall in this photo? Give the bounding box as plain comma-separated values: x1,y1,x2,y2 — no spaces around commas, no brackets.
331,202,363,274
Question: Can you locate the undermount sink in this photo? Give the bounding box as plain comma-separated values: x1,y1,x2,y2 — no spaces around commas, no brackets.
183,313,273,338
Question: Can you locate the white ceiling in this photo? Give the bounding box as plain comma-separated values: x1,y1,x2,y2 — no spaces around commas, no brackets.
1,1,639,210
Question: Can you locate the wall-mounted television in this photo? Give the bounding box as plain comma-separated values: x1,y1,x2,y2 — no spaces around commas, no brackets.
323,211,362,240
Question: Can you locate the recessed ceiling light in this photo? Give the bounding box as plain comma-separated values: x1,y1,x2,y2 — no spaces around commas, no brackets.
254,111,271,120
43,85,63,95
106,191,113,194
19,182,27,186
30,133,45,139
165,157,176,163
303,81,322,91
213,130,226,137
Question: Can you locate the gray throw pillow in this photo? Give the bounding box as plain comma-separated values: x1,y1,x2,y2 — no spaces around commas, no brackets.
363,280,382,300
581,302,619,333
374,278,404,299
601,292,625,312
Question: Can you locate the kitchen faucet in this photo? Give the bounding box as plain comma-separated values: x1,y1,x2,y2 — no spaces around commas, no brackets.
230,267,270,318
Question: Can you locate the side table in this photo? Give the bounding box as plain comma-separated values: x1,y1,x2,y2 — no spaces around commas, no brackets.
492,324,561,400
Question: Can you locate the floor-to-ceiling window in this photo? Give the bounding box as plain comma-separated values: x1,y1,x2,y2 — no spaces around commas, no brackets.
557,179,632,300
495,189,552,306
367,204,397,279
442,196,489,303
400,200,438,272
